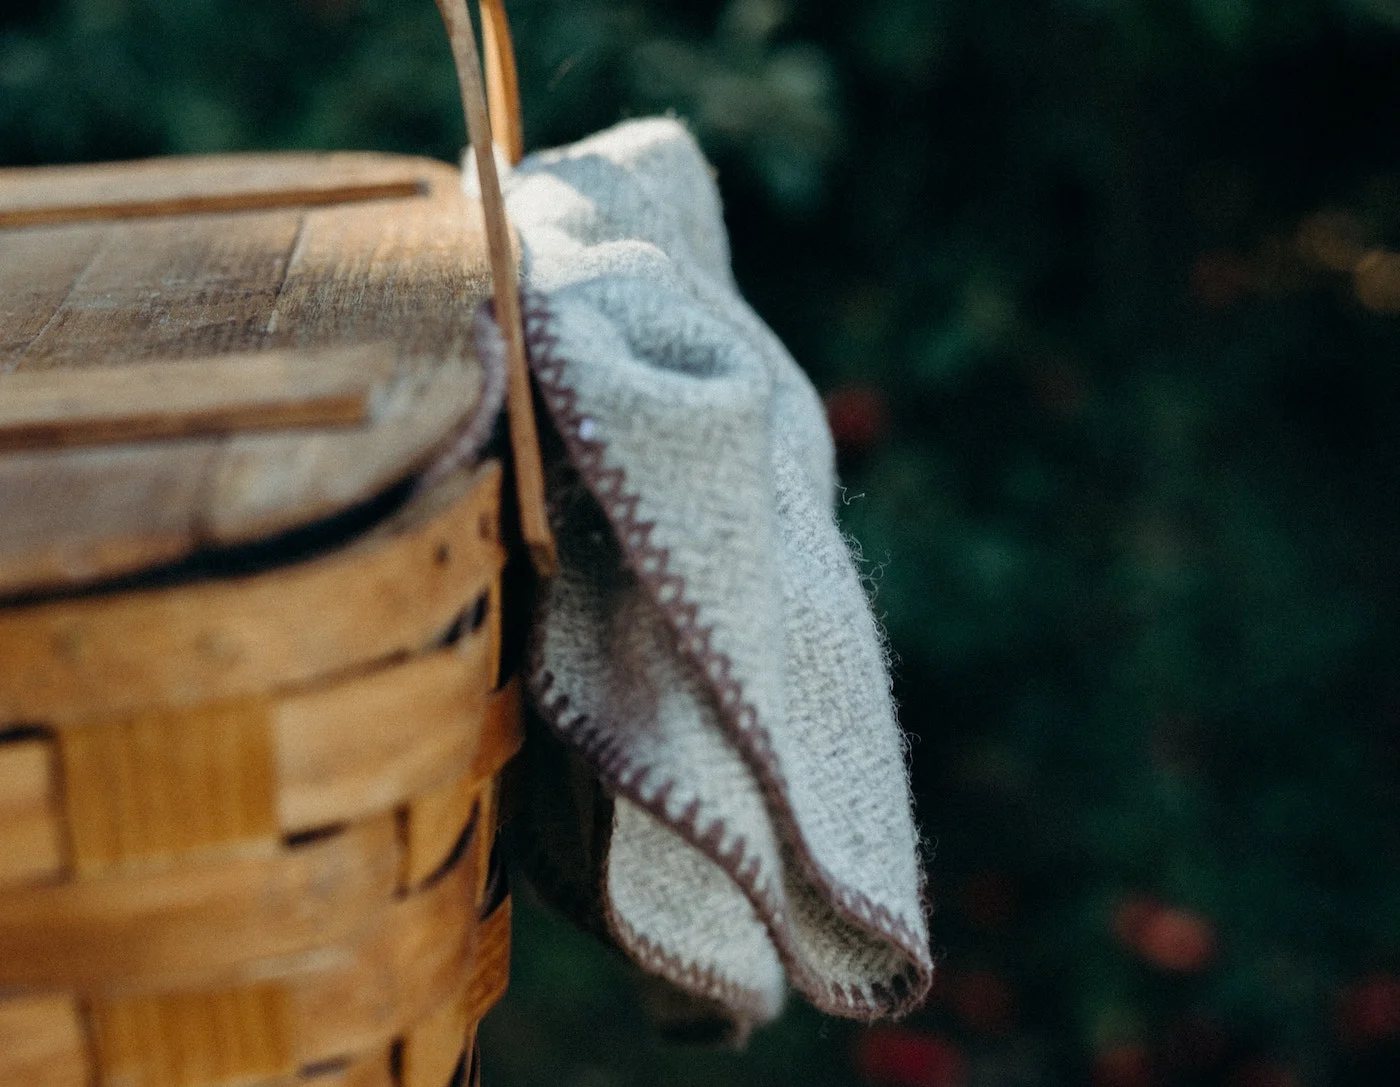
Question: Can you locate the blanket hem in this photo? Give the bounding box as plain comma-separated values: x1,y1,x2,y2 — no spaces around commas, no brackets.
519,290,933,1019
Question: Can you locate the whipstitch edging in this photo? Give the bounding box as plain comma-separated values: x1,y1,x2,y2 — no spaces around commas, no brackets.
516,290,933,1019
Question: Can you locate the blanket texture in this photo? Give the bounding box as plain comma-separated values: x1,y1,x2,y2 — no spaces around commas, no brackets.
482,117,933,1033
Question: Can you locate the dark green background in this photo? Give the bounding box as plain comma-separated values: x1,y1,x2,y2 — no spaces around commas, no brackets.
5,2,1400,1085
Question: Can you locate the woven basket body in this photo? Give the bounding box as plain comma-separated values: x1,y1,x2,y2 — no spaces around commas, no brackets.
0,154,519,1087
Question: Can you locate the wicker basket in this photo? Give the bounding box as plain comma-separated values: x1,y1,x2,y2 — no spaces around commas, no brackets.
0,5,538,1084
0,463,518,1087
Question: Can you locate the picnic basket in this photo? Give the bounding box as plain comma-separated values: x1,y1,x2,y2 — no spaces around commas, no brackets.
0,3,544,1084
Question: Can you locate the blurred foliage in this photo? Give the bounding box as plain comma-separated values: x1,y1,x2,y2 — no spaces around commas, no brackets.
5,1,1400,1085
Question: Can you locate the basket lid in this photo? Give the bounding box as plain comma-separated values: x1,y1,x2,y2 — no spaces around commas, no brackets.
0,151,495,598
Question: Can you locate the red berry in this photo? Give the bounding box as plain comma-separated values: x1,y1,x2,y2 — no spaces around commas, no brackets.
1113,897,1216,974
825,385,891,456
1138,908,1216,973
1338,974,1400,1045
854,1026,966,1087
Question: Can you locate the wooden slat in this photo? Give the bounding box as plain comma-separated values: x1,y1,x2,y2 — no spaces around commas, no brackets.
0,815,398,991
0,738,64,885
469,680,524,785
0,463,502,725
0,994,89,1087
0,629,520,890
0,347,389,452
291,838,481,1065
0,152,441,229
198,357,482,547
0,152,500,597
400,682,522,890
10,211,304,374
471,782,499,908
92,984,294,1087
0,153,476,372
0,847,509,1083
401,990,471,1087
0,439,224,592
462,900,512,1026
0,223,106,358
304,1049,395,1087
260,182,488,357
405,772,487,892
0,361,485,595
59,696,279,874
276,624,500,834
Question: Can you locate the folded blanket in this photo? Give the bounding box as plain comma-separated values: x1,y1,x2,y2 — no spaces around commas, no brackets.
483,117,933,1034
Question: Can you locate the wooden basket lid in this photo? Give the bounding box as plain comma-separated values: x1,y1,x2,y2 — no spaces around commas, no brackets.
0,151,498,599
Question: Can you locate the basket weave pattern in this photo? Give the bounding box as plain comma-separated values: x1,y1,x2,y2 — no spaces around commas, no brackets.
0,463,518,1087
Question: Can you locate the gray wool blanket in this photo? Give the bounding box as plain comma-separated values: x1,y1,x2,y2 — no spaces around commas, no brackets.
474,118,933,1033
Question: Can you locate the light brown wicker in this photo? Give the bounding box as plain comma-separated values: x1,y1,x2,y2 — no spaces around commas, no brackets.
0,461,520,1087
0,5,540,1084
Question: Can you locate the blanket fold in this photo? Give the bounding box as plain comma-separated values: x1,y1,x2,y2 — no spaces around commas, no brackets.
486,117,933,1032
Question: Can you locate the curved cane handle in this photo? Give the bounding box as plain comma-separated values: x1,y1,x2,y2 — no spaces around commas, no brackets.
434,0,557,577
480,0,524,165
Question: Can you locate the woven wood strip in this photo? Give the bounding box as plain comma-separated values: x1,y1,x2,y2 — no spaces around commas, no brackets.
0,994,87,1087
481,0,525,166
399,872,513,1087
0,737,63,885
400,901,512,1087
462,899,512,1027
276,607,502,834
59,696,279,874
290,840,484,1067
0,815,398,990
401,679,520,891
92,984,294,1087
485,580,503,685
0,463,503,725
0,851,498,1085
402,989,473,1087
434,0,557,579
469,779,498,905
0,658,519,893
469,680,522,783
406,769,489,892
303,1050,395,1087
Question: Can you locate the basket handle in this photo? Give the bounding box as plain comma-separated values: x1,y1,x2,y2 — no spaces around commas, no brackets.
434,0,557,578
480,0,525,166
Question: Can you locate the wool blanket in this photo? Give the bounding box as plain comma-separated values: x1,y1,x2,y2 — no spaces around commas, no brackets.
474,117,933,1034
